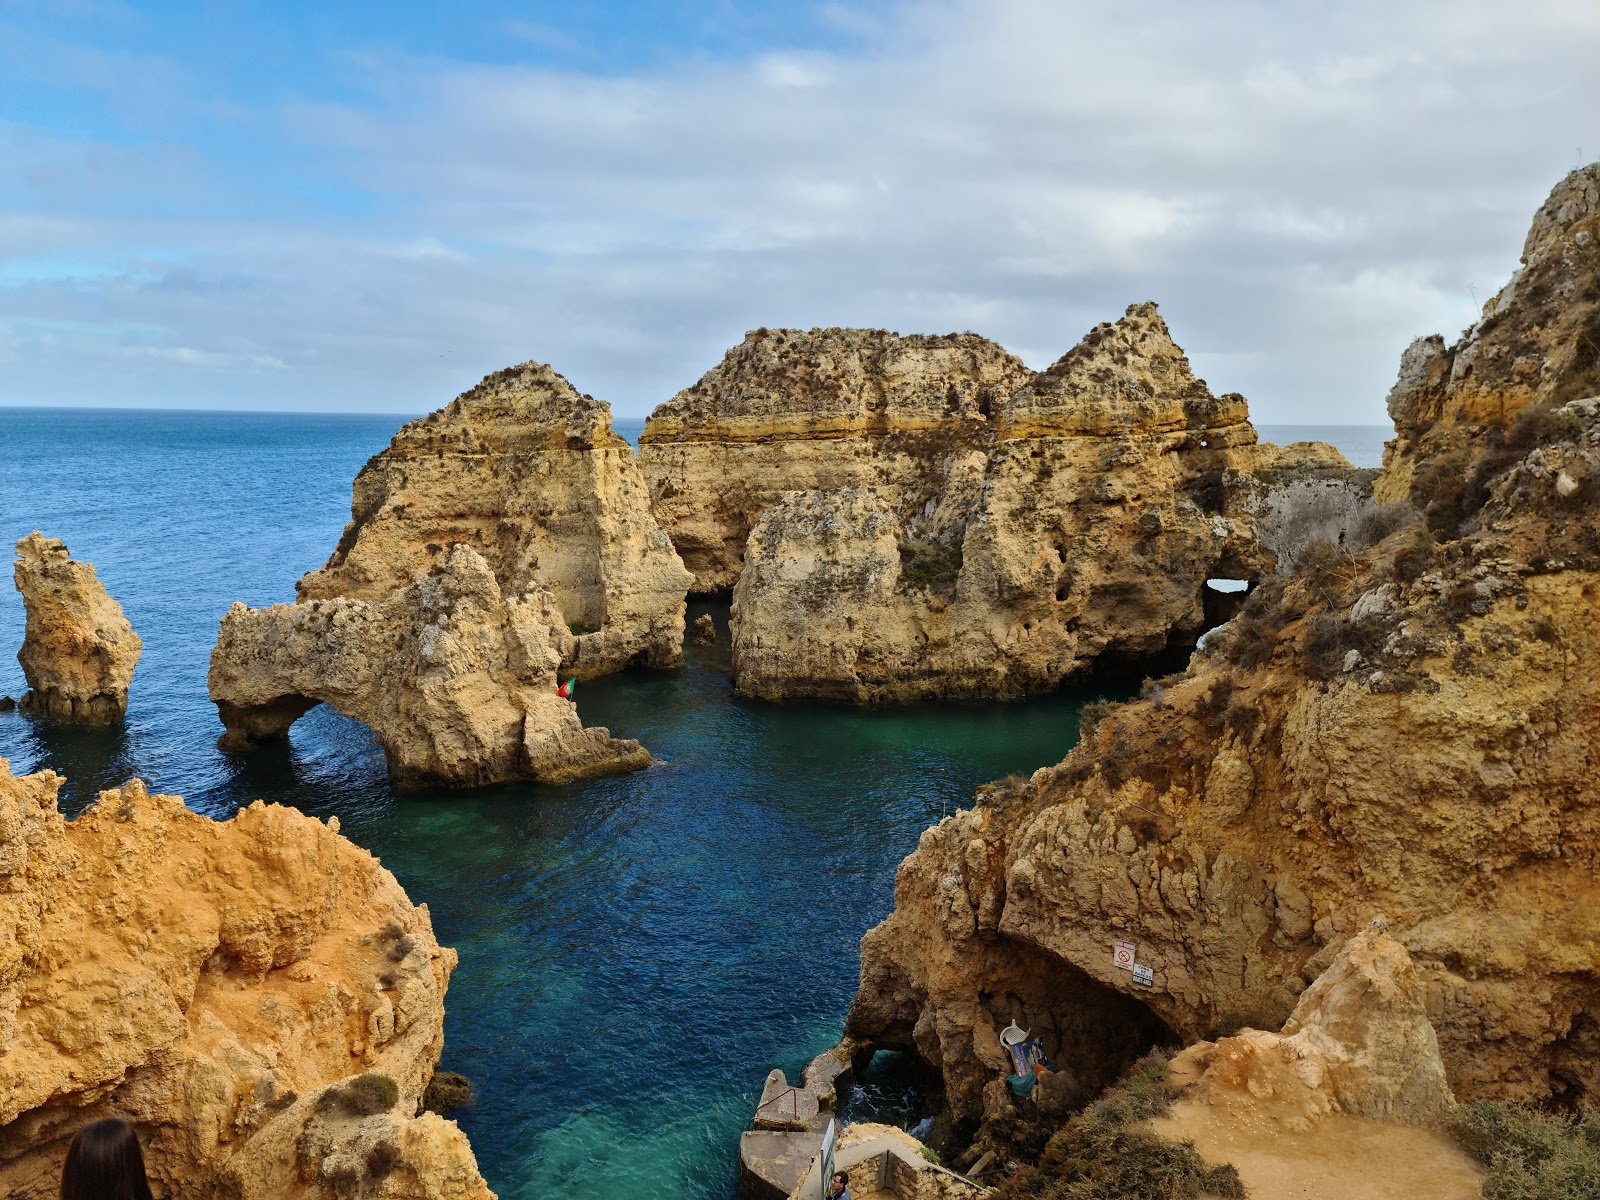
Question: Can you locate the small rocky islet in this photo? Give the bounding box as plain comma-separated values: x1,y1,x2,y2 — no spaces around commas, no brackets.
0,163,1596,1199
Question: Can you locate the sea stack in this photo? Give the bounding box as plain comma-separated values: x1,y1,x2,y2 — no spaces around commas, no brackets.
0,757,491,1200
298,361,692,678
13,531,142,722
645,308,1352,703
841,168,1600,1152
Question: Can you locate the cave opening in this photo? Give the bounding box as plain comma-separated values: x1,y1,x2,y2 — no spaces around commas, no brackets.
847,948,1182,1164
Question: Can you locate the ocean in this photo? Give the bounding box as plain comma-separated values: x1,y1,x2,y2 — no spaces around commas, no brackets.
0,410,1385,1199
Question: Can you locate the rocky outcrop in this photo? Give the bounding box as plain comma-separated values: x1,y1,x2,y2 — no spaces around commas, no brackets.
1379,163,1600,503
641,328,1036,595
209,545,650,788
844,172,1600,1147
711,308,1349,702
13,532,141,722
1167,927,1455,1131
0,757,492,1200
299,362,692,679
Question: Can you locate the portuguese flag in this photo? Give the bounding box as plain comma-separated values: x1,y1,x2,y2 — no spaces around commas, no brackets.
556,678,577,700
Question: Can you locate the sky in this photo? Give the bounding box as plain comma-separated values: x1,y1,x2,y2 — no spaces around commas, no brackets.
1,1,1597,422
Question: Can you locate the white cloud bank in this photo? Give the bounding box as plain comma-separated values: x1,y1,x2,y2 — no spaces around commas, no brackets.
2,0,1598,420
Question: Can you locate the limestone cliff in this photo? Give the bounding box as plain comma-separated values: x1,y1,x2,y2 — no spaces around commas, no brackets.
299,362,692,678
640,328,1036,594
209,545,650,788
845,172,1600,1146
718,307,1350,702
0,757,492,1200
13,532,141,722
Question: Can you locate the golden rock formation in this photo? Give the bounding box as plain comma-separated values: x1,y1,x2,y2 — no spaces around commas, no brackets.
1379,163,1600,502
844,171,1600,1146
712,306,1350,702
12,532,142,722
209,544,650,787
640,328,1036,594
0,758,492,1200
298,361,692,679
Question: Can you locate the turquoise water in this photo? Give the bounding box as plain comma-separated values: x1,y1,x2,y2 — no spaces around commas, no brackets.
0,408,1107,1200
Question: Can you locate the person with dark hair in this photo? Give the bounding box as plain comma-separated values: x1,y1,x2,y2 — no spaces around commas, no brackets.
826,1168,851,1200
61,1118,154,1200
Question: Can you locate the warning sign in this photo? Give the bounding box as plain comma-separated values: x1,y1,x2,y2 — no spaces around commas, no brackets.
1132,963,1154,987
1113,940,1136,971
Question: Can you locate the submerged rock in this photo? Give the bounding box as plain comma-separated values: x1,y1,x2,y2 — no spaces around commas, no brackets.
0,757,492,1200
700,306,1350,702
298,361,692,679
209,544,650,787
843,171,1600,1146
13,532,142,722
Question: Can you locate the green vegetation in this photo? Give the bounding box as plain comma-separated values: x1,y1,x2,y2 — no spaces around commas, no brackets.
423,1070,475,1114
1449,1101,1600,1200
1077,697,1119,739
568,621,601,636
316,1073,400,1118
898,537,963,588
998,1051,1245,1200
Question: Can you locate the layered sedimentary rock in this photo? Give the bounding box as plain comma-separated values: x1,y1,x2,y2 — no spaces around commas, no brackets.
0,757,491,1200
210,545,650,787
701,308,1349,702
845,172,1600,1144
1379,163,1600,502
641,328,1036,594
299,362,691,678
12,532,141,722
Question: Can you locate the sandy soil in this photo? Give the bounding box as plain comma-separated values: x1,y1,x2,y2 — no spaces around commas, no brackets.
1150,1099,1484,1200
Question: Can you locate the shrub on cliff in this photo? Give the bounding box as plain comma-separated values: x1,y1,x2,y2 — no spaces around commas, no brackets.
316,1073,400,1118
1449,1101,1600,1200
998,1051,1245,1200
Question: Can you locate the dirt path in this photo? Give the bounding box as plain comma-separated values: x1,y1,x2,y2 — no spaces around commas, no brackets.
1151,1099,1484,1200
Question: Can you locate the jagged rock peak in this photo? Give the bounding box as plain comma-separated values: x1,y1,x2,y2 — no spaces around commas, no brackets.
396,358,623,451
1379,163,1600,499
13,532,142,723
1000,301,1251,439
641,327,1035,442
0,757,491,1200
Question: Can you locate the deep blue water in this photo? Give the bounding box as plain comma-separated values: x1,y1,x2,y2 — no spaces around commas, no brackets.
0,409,1388,1199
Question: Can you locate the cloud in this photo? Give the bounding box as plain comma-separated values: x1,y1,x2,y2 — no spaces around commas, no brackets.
2,0,1597,420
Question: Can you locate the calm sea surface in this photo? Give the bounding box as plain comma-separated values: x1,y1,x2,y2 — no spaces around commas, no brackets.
0,410,1384,1199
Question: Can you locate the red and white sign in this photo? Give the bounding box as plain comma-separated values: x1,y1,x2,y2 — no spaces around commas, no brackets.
1113,940,1136,971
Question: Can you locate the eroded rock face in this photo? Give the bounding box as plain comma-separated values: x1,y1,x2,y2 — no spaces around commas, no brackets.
845,176,1600,1143
0,758,492,1200
299,362,692,679
1379,163,1600,503
640,328,1036,594
209,545,650,787
13,533,142,722
720,307,1350,702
